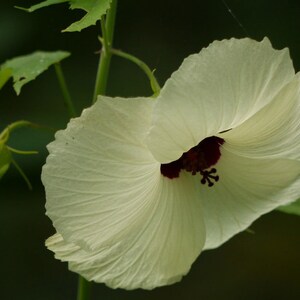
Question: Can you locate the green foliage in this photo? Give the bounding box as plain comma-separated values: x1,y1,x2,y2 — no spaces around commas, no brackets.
278,199,300,216
18,0,112,32
0,51,70,95
0,68,12,90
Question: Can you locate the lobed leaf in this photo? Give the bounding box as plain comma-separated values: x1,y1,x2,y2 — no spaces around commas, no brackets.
18,0,112,32
0,51,70,95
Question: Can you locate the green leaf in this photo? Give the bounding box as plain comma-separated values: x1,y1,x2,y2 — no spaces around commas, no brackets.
18,0,112,32
0,68,12,90
1,51,70,95
65,0,112,32
278,199,300,216
0,143,12,179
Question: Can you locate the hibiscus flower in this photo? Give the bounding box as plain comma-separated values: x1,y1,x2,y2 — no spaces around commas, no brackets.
42,37,300,290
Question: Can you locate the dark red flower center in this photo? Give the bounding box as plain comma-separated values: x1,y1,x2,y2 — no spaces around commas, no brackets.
160,136,225,187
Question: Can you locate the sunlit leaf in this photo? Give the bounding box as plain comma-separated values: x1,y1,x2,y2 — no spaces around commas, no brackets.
18,0,112,32
278,199,300,216
1,51,70,95
0,143,11,179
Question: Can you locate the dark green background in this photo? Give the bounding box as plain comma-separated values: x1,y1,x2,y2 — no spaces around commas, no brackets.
1,1,300,299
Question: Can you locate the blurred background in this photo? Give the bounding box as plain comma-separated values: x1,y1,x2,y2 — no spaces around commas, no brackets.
1,0,300,299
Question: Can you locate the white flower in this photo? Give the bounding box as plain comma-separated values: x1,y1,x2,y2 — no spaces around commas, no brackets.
42,38,300,290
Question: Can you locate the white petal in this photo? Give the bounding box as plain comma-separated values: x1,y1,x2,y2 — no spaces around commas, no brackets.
147,37,295,163
199,147,300,250
43,97,157,249
220,73,300,160
47,173,205,290
42,97,205,289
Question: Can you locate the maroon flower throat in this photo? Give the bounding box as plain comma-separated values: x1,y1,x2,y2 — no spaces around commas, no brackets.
160,136,224,187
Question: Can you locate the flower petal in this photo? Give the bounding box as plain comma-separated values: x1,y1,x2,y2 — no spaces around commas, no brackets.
199,147,300,250
42,97,205,289
147,37,295,163
219,73,300,160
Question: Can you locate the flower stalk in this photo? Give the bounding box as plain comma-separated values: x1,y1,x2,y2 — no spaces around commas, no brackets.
77,276,92,300
110,48,161,96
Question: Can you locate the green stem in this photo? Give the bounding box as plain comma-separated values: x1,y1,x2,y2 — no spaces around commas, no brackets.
110,48,161,96
7,146,38,155
100,18,109,53
11,158,32,190
0,120,35,142
54,63,76,118
77,277,92,300
0,129,9,143
92,0,118,103
7,120,33,132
